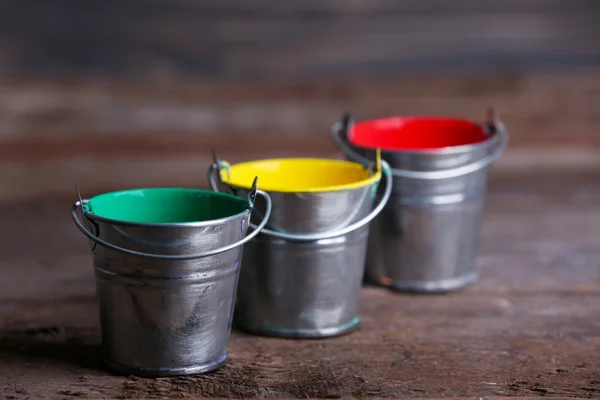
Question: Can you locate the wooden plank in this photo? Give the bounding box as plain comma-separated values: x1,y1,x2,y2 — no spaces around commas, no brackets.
1,72,599,200
1,72,600,140
1,0,600,77
1,170,600,398
2,290,600,398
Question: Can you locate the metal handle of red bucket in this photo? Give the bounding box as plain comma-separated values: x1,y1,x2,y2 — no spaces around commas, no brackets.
330,111,509,180
70,180,273,260
207,158,393,241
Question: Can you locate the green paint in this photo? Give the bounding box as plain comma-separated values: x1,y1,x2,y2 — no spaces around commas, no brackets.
370,182,379,199
371,162,391,199
382,162,392,177
84,188,248,224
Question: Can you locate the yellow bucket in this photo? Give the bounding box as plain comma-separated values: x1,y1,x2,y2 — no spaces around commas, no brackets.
206,151,392,339
216,152,382,193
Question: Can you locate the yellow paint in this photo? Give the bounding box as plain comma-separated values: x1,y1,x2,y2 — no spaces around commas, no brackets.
220,152,382,193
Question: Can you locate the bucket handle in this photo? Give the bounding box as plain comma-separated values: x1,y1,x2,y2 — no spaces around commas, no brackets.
207,157,393,241
70,180,273,260
330,109,509,180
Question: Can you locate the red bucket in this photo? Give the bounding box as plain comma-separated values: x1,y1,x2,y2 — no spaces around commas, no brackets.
329,110,508,294
348,116,491,152
331,111,507,180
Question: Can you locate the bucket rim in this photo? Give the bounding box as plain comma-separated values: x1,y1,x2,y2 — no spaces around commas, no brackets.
218,157,382,194
349,116,499,155
82,187,251,228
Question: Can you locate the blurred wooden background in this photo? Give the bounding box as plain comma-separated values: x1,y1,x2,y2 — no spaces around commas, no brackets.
1,0,599,201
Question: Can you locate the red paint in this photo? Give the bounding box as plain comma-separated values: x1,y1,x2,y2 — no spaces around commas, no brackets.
349,117,488,151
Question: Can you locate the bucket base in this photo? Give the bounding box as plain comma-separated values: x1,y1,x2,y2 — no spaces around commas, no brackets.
101,353,228,378
383,272,478,294
237,317,360,339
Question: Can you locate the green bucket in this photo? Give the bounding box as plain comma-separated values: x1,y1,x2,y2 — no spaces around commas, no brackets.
71,183,272,377
82,187,251,225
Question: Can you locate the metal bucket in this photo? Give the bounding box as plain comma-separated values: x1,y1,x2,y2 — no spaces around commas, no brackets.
70,181,272,377
330,109,508,293
207,153,392,338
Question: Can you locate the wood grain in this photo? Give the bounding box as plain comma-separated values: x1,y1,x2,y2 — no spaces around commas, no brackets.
1,72,600,201
1,0,600,78
1,171,599,399
2,72,600,141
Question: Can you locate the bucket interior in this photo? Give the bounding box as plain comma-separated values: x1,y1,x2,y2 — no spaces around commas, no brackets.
85,188,248,224
349,117,489,151
221,158,379,193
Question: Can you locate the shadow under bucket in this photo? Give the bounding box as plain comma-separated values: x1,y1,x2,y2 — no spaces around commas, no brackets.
208,154,392,338
70,182,272,377
331,109,508,293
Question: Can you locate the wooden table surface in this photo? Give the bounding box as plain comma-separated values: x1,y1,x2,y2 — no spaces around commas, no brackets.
0,169,599,399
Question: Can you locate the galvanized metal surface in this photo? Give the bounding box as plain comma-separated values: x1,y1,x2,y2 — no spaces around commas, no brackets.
69,187,273,377
235,228,370,337
208,159,392,337
331,112,507,292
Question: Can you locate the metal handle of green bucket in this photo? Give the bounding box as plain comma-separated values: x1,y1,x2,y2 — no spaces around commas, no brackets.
331,110,509,180
207,159,393,241
70,183,273,260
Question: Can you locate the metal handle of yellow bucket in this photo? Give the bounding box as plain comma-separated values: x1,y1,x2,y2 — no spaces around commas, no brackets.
70,183,273,260
208,159,393,241
330,110,509,180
